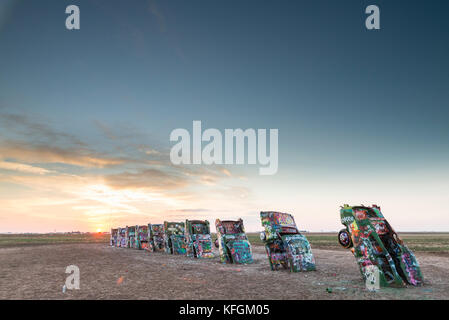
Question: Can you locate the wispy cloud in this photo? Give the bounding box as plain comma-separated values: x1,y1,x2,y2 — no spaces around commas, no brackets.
0,140,126,168
0,160,52,175
148,0,166,32
169,208,212,213
94,120,148,142
0,111,131,168
0,111,85,146
138,145,161,156
0,110,246,232
104,168,188,191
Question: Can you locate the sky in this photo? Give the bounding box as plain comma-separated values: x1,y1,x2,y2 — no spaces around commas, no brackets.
0,0,448,233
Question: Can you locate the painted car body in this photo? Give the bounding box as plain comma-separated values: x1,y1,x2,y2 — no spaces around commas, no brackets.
110,228,118,246
215,219,253,264
136,225,149,250
260,211,316,272
339,204,423,287
148,224,165,252
164,221,187,255
185,220,214,258
117,227,127,248
126,225,137,249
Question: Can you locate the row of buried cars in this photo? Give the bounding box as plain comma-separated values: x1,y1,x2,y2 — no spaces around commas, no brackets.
110,219,253,263
110,205,424,288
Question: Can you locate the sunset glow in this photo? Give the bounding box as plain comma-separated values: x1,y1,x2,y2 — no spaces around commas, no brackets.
0,1,448,234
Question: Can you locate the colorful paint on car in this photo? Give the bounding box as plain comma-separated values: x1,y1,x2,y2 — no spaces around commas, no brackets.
117,227,127,248
260,211,316,272
215,219,253,264
185,220,214,258
126,225,137,249
110,228,118,246
339,204,423,287
148,224,165,252
164,221,187,255
136,225,149,250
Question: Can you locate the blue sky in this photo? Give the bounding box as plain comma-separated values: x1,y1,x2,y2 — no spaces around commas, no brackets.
0,0,448,232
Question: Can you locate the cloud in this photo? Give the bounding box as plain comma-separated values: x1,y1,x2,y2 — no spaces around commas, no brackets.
177,165,236,186
0,111,132,168
0,161,52,175
146,0,186,61
148,0,166,32
101,164,237,191
0,110,247,232
221,168,232,177
138,146,161,156
94,120,147,142
0,111,85,146
94,120,118,140
0,140,126,168
169,208,212,213
104,168,188,191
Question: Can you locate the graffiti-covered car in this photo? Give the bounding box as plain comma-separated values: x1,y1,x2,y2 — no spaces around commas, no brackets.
110,228,118,246
136,225,150,250
117,227,127,248
164,221,187,255
185,220,214,258
339,204,423,287
215,219,253,264
260,211,316,272
126,225,137,248
148,224,165,252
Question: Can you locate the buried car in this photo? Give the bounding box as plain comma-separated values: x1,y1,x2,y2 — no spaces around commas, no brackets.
185,220,214,258
136,225,150,250
148,224,165,252
215,219,253,264
164,221,187,255
126,225,137,248
260,211,316,272
117,227,127,248
338,204,423,287
110,228,118,246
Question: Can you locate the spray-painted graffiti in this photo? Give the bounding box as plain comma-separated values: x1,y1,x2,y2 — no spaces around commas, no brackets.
338,204,423,287
148,224,165,252
164,221,187,255
185,220,214,258
110,228,118,246
215,219,253,264
126,225,137,249
136,225,149,250
260,211,316,272
117,227,127,248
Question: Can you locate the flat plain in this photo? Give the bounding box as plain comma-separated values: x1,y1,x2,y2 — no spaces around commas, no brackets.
0,232,448,299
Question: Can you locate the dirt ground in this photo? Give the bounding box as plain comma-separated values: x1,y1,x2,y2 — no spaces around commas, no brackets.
0,244,447,300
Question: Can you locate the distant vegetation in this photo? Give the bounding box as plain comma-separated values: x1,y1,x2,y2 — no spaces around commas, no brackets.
225,232,449,253
0,233,109,248
1,232,448,253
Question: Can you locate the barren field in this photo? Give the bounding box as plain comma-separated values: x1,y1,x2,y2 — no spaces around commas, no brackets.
1,238,448,300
